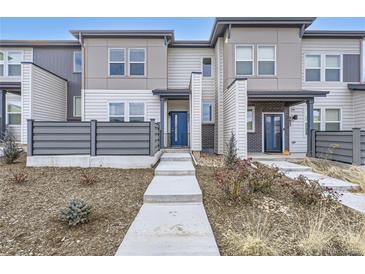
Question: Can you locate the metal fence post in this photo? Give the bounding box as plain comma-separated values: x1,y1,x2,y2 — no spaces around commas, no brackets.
310,129,316,158
149,119,155,156
90,120,97,156
352,128,361,165
27,119,34,156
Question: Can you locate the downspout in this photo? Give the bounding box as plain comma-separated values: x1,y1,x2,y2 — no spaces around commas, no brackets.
78,32,85,121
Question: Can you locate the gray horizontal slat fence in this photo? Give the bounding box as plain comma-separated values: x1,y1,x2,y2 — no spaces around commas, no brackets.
28,119,160,157
311,128,364,165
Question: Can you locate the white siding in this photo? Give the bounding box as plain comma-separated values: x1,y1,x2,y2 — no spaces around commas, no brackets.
83,89,160,122
20,63,67,144
353,91,365,128
190,73,202,151
215,37,224,154
223,79,248,159
5,93,21,142
290,39,361,152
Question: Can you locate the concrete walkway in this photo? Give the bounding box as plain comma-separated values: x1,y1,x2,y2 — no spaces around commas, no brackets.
258,160,365,214
116,152,219,256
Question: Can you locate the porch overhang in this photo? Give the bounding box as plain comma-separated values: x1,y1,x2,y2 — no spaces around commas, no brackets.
152,88,190,99
348,84,365,91
0,81,21,93
248,90,329,105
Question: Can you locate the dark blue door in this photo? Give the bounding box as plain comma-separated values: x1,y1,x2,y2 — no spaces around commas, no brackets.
170,112,188,147
264,114,283,153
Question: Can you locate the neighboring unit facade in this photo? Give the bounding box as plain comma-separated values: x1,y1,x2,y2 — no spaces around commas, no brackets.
1,18,365,159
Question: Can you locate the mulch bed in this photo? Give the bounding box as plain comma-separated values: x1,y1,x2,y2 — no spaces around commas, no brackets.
0,154,153,255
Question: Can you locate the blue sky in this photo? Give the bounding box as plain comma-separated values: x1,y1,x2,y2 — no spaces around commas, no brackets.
0,17,364,40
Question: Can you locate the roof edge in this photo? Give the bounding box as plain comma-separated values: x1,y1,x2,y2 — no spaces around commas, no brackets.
0,40,80,47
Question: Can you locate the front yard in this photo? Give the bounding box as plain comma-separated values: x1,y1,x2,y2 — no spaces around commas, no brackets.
0,154,153,255
196,154,365,256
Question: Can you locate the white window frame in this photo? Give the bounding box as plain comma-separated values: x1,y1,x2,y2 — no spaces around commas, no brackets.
324,108,342,131
0,50,4,76
202,101,214,124
108,101,125,122
247,106,255,133
6,101,21,126
108,48,126,77
73,51,82,73
73,96,81,117
6,51,23,77
304,54,322,82
235,44,254,77
128,101,146,122
128,48,146,77
201,57,212,78
257,45,276,76
325,54,342,82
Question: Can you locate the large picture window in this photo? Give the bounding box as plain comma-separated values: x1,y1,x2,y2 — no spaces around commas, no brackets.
129,48,145,76
235,45,253,76
108,49,125,76
257,46,276,75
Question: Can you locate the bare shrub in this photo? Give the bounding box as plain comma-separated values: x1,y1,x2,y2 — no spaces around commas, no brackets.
8,170,28,184
1,130,23,164
80,171,97,185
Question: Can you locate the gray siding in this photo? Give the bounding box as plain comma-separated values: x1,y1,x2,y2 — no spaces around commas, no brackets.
33,46,82,121
343,54,360,82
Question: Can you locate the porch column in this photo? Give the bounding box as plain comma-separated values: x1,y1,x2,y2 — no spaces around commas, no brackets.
306,98,314,157
160,97,165,148
0,90,6,139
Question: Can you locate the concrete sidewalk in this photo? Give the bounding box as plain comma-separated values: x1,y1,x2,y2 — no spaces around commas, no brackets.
116,152,219,256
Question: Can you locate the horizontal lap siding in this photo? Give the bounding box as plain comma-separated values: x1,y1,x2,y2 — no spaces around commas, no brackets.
353,91,365,129
96,122,150,155
32,122,91,155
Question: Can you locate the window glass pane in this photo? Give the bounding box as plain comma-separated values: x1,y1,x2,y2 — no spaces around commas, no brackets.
236,46,252,60
130,49,145,62
258,61,275,75
326,109,340,121
203,103,212,122
305,55,321,67
110,63,125,76
202,58,211,77
7,104,21,112
8,64,21,76
325,69,340,81
129,103,144,116
247,109,254,131
236,61,252,75
0,52,4,61
8,113,21,125
74,97,81,116
110,117,124,122
305,69,320,81
313,109,321,123
130,63,144,75
258,46,274,60
109,103,124,116
326,123,340,131
326,55,340,68
110,49,124,62
0,64,3,76
74,51,82,72
129,116,144,122
8,52,22,63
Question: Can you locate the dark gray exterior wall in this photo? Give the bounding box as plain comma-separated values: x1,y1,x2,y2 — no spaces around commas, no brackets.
247,102,290,153
202,124,214,150
33,46,82,121
343,54,360,82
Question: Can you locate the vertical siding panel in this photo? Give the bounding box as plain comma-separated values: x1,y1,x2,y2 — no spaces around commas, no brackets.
190,73,202,151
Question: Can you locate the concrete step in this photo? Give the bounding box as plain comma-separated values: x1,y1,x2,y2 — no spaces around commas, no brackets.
258,160,312,172
161,148,191,153
144,176,202,203
161,152,191,162
115,203,220,256
285,171,359,191
155,160,195,176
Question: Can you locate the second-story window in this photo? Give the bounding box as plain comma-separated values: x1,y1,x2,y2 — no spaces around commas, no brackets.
202,57,212,77
109,49,125,76
202,101,213,123
8,52,22,76
258,45,276,75
305,55,321,82
129,49,145,76
0,52,4,76
235,45,253,76
73,51,82,73
325,55,341,82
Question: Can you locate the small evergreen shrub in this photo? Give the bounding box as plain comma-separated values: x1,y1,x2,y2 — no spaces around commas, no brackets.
1,130,23,164
224,132,238,169
60,199,92,226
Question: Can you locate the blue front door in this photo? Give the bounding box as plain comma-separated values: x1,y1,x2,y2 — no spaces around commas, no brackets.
170,111,188,147
264,114,283,153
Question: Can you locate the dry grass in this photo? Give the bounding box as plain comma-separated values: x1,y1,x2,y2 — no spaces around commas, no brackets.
197,162,365,256
0,153,153,255
298,158,365,192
